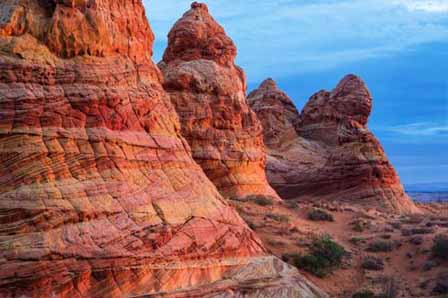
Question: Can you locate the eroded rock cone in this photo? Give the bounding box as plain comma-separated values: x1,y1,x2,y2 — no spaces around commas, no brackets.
249,75,419,214
0,1,326,297
159,2,280,202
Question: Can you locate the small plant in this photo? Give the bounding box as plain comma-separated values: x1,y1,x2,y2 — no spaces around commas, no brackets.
267,239,285,247
285,200,299,209
282,252,302,263
401,227,434,236
352,290,375,298
350,237,365,246
361,256,384,271
246,220,257,230
307,209,334,222
367,240,394,252
432,234,448,259
352,219,370,232
251,195,274,206
294,235,346,277
289,226,300,233
266,213,290,223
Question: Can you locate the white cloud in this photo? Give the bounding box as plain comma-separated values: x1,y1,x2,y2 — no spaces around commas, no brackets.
144,1,448,81
385,122,448,136
393,0,448,12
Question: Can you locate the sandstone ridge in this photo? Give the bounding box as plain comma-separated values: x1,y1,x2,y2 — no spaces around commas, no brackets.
159,2,280,201
0,1,325,297
249,75,419,214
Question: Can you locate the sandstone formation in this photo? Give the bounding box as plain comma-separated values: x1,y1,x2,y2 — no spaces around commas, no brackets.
0,1,326,297
159,2,279,201
248,76,419,214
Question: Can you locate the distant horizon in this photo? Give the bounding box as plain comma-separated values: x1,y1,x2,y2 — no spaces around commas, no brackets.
146,1,448,186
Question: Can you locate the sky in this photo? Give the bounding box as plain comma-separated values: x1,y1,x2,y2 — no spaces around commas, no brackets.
144,0,448,189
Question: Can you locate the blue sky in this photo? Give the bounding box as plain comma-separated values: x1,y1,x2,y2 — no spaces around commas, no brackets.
145,0,448,188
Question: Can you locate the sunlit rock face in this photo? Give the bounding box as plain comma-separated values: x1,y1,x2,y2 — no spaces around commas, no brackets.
249,75,420,214
0,1,327,297
159,2,280,201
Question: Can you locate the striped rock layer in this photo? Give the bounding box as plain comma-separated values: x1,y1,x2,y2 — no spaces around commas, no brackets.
248,76,419,214
0,1,326,297
159,2,279,201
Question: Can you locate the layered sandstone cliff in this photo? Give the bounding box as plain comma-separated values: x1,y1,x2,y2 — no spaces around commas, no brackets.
159,2,279,201
0,1,326,297
248,76,419,214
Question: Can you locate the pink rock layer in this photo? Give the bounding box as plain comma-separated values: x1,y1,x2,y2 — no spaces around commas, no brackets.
159,2,280,201
0,1,326,297
248,76,419,214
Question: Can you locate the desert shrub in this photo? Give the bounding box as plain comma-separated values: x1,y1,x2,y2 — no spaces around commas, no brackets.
266,213,290,223
352,219,370,232
352,290,375,298
367,240,394,252
390,222,401,229
289,226,300,233
246,220,257,230
401,227,434,236
266,239,285,247
285,200,299,209
307,209,334,222
251,195,274,206
350,237,365,246
432,234,448,259
362,256,384,271
282,252,302,263
294,235,346,277
409,235,424,245
400,215,424,224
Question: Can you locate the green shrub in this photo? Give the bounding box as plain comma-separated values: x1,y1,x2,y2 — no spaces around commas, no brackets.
252,195,274,206
267,239,285,247
361,256,384,271
352,219,370,232
352,290,375,298
367,240,394,252
350,237,365,246
246,220,257,230
266,213,290,223
282,252,302,263
432,234,448,259
307,209,334,222
296,254,328,277
285,200,299,209
294,235,346,277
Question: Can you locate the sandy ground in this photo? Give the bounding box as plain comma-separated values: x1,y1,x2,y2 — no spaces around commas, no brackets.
231,199,448,298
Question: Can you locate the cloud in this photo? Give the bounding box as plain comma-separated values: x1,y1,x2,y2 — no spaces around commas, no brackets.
393,0,448,12
144,1,448,81
384,122,448,136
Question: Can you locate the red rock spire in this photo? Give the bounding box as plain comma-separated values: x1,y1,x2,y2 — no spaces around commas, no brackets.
162,1,237,66
249,75,420,214
160,3,280,201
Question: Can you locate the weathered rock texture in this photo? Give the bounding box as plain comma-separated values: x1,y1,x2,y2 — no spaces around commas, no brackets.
0,1,326,297
159,2,279,201
248,76,419,214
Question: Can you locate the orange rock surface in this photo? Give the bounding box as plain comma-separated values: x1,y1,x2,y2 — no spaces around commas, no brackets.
0,1,326,297
159,2,279,201
249,76,419,214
